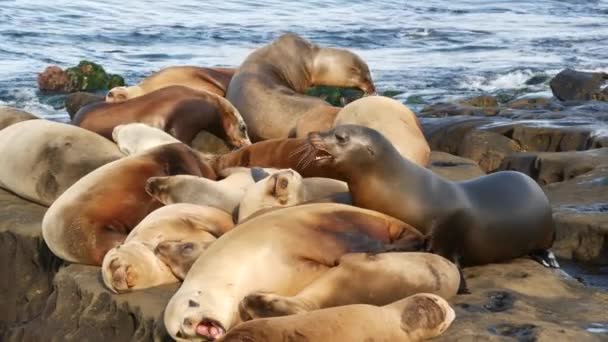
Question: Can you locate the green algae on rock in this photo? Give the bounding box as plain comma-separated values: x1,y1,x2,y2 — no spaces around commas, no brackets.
37,60,125,93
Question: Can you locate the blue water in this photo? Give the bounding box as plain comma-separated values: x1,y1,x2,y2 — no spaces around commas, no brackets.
1,0,607,120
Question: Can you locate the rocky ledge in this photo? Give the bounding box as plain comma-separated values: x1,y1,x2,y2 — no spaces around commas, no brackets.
0,146,606,340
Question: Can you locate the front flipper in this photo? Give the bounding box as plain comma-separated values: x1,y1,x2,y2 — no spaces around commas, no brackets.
529,249,560,268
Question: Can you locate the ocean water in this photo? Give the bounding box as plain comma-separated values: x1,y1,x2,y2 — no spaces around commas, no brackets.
0,0,607,120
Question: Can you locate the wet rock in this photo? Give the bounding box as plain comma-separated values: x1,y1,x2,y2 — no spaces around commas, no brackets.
458,130,521,173
0,106,39,130
499,148,608,185
459,95,499,108
436,259,608,341
428,151,486,181
65,92,105,120
37,60,125,93
506,97,564,110
420,102,500,117
525,73,550,86
550,69,608,102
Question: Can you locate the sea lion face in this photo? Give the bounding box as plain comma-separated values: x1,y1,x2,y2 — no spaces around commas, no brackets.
106,86,130,103
313,48,376,95
165,290,231,341
155,240,210,280
218,99,252,148
308,124,389,173
264,169,303,206
101,243,177,293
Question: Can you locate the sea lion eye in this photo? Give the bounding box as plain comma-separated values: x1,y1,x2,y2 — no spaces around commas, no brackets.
181,242,194,254
366,145,375,156
240,124,247,133
335,132,348,144
279,179,288,189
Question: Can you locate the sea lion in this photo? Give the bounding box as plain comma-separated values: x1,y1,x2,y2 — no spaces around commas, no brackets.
145,167,273,216
239,252,460,319
310,95,431,166
73,85,251,148
112,123,180,155
237,169,349,222
226,33,375,141
0,120,123,206
304,125,559,289
221,293,455,342
101,203,234,293
0,105,39,131
42,143,216,266
106,66,235,102
155,240,209,280
163,203,425,340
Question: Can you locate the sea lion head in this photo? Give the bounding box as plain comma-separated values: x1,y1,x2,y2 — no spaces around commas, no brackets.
101,242,177,294
238,169,304,222
312,47,376,95
216,97,252,148
105,86,130,103
307,124,393,174
164,289,233,341
155,240,210,280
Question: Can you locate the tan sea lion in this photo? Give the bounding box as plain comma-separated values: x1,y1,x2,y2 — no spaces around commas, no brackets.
221,293,455,342
237,169,349,222
163,203,425,340
112,123,180,155
304,125,559,292
0,120,123,206
240,252,460,319
74,85,251,148
42,143,216,266
0,105,39,131
155,240,209,280
299,95,431,166
226,33,375,141
106,66,235,102
101,203,234,293
145,167,274,216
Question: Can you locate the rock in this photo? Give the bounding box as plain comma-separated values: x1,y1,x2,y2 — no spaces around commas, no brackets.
191,131,232,154
65,92,105,120
4,265,174,342
420,102,500,117
422,116,500,154
458,130,521,173
436,259,608,341
428,151,486,181
506,97,563,110
499,148,608,185
37,60,126,93
486,123,597,152
543,165,608,264
525,73,550,86
0,106,39,130
550,69,608,102
305,86,364,107
459,95,499,108
0,188,173,341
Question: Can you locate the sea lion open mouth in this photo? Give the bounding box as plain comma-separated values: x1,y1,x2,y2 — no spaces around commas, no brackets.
308,133,334,162
195,318,226,340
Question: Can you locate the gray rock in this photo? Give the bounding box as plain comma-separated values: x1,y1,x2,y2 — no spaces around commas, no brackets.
550,69,608,102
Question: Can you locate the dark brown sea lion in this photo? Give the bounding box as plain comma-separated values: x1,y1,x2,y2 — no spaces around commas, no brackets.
106,66,235,102
42,143,216,266
220,293,455,342
304,125,559,291
226,33,375,142
163,203,424,341
73,85,251,148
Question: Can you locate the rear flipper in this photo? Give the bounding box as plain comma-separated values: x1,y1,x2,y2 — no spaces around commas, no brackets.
529,249,560,268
